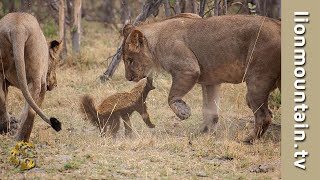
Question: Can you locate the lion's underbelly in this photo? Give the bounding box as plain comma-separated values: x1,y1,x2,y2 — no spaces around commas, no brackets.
197,63,246,85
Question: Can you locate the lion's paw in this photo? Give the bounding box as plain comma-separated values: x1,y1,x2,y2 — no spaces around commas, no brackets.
200,116,219,133
170,100,191,120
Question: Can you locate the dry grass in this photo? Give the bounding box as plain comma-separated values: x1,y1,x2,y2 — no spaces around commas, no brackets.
0,20,280,179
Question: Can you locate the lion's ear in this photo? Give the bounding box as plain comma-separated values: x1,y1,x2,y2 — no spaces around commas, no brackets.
122,23,134,38
49,40,63,53
128,30,144,53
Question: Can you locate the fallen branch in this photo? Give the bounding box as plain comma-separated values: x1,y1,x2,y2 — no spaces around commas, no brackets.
100,0,163,82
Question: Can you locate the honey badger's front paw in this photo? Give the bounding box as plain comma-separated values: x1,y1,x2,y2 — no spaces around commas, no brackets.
148,123,155,128
170,100,191,120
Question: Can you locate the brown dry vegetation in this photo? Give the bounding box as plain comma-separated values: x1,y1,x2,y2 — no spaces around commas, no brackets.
0,20,280,179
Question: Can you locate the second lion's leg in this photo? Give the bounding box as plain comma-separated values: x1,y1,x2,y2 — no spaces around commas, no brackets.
200,84,221,133
0,78,10,133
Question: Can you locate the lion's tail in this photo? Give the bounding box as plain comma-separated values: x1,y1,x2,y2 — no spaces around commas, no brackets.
10,25,61,132
81,95,101,130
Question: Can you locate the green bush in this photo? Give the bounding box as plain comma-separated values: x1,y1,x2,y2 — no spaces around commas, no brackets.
42,19,58,39
269,89,281,109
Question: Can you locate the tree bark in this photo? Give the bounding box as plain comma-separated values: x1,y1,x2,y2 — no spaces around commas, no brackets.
254,0,280,18
174,0,181,14
102,0,114,23
190,0,198,14
121,0,130,24
66,0,73,25
276,0,281,18
163,0,172,17
20,0,32,13
214,0,220,16
71,0,81,54
224,0,227,15
199,0,207,17
134,0,163,24
2,0,16,14
100,0,164,82
59,0,67,59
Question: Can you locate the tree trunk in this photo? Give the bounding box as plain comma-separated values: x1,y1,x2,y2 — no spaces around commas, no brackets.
276,0,281,18
254,0,280,18
224,0,227,15
163,0,171,17
20,0,32,13
214,0,220,16
59,0,67,59
121,0,130,24
100,0,164,81
190,0,198,14
66,0,73,25
2,0,16,14
199,0,207,17
102,0,114,23
174,0,181,14
134,0,163,24
71,0,81,54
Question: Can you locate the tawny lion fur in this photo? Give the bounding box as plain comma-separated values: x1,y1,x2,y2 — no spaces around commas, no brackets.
81,77,155,137
0,13,62,141
121,13,281,143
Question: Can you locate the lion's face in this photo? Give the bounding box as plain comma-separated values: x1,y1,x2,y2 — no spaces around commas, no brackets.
122,27,153,82
47,40,62,91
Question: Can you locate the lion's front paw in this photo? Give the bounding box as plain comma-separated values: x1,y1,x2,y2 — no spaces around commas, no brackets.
170,100,191,120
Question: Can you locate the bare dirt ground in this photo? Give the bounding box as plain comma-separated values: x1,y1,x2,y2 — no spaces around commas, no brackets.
0,21,281,179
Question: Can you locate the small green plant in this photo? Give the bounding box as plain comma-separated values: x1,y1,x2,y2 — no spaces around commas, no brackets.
269,89,281,109
42,19,58,39
63,162,73,170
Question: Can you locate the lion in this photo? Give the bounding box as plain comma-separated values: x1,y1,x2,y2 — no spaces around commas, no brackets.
81,77,155,137
0,13,62,141
121,13,281,143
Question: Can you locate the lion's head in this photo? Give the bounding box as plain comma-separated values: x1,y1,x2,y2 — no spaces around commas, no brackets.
47,40,63,91
122,24,154,82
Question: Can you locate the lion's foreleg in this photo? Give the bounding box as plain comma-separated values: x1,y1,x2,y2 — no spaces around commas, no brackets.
168,71,199,120
200,84,221,133
16,83,45,141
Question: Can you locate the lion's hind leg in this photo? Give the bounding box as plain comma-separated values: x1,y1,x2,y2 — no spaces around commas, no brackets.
0,78,11,133
243,77,276,144
16,83,45,141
